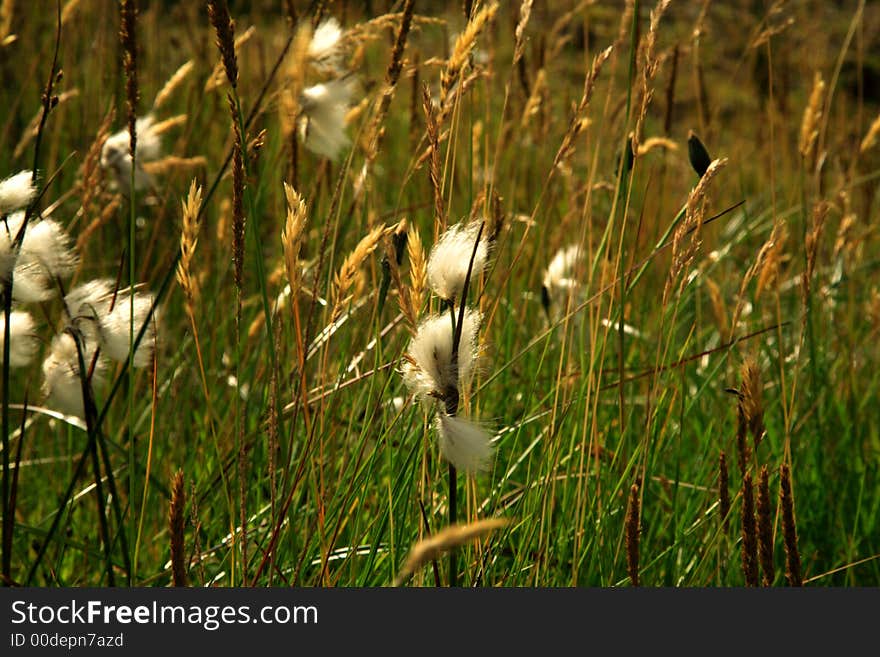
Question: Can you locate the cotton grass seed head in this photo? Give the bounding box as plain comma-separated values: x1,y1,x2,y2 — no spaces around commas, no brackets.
41,331,104,420
298,76,357,160
0,310,40,368
402,307,481,403
308,17,344,74
426,220,489,303
0,170,37,214
435,412,494,474
1,211,77,302
101,115,163,194
64,280,159,367
541,244,583,318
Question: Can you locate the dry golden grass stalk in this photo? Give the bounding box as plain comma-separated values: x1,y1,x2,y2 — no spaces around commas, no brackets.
207,0,239,89
61,0,82,26
77,194,121,251
741,471,759,586
406,224,426,328
779,463,802,586
392,517,509,586
440,2,499,113
545,0,594,62
757,465,774,586
153,60,195,111
625,482,641,586
343,12,443,47
637,136,679,157
150,114,187,136
0,0,14,44
169,469,187,587
755,220,788,302
422,83,445,226
281,182,308,299
719,451,731,530
553,46,613,170
142,156,207,176
663,158,728,305
13,89,80,159
802,200,830,335
363,0,415,164
120,0,138,156
704,276,728,338
520,68,547,131
799,71,825,163
859,113,880,154
739,357,765,450
513,0,534,65
331,225,387,321
278,23,312,140
77,106,114,222
176,180,204,320
632,0,671,154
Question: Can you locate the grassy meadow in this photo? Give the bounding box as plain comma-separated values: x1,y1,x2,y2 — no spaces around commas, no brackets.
1,0,879,587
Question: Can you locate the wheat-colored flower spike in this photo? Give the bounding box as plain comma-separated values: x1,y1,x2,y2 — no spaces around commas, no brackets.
142,156,207,176
637,136,679,156
859,113,880,154
799,71,825,161
281,182,308,298
153,60,195,111
176,179,203,318
440,2,499,111
331,225,387,320
406,224,426,327
150,114,187,136
393,517,509,586
513,0,534,65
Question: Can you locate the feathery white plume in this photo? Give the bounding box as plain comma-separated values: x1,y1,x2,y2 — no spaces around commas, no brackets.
64,279,116,343
298,76,357,160
541,244,582,317
435,413,494,473
101,116,163,194
308,17,344,73
98,287,158,367
401,308,481,402
543,244,583,293
41,332,104,420
0,170,37,214
426,220,489,302
1,211,77,302
65,280,158,367
0,311,39,367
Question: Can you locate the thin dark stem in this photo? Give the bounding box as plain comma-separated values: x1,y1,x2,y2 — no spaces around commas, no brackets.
448,462,458,587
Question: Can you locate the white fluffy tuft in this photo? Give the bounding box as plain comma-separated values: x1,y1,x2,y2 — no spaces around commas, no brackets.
435,413,494,473
98,288,158,367
64,281,159,367
542,244,583,318
101,116,162,194
41,332,104,420
402,308,481,402
298,77,356,160
308,17,344,73
426,221,489,302
0,171,37,214
1,211,77,302
0,311,40,368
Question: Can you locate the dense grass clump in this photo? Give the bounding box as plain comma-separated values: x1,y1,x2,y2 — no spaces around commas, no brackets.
1,1,878,587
